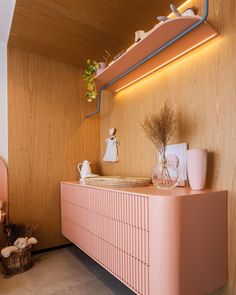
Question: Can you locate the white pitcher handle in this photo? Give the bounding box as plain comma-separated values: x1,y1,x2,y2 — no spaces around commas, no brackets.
77,163,83,172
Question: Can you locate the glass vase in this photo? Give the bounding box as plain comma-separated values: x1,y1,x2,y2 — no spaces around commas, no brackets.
152,149,179,189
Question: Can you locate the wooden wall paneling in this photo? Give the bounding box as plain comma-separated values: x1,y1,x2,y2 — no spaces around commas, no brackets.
8,0,182,66
100,1,236,294
8,47,100,249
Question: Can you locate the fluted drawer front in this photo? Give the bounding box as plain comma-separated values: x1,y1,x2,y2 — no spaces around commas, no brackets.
89,188,149,295
61,183,150,295
90,188,149,264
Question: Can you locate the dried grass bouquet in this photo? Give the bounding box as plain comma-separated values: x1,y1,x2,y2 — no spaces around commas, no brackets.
141,102,176,162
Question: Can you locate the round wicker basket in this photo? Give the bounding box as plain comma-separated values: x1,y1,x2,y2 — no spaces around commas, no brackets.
1,245,32,275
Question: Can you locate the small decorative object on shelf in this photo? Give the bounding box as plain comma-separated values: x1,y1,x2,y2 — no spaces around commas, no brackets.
135,30,147,42
103,49,112,66
157,3,197,23
83,59,100,102
103,128,120,162
1,223,39,275
96,50,112,75
187,148,208,190
182,7,197,17
141,102,179,189
170,3,182,17
96,62,106,75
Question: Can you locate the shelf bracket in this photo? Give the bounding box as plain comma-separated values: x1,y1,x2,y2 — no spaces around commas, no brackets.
84,0,209,119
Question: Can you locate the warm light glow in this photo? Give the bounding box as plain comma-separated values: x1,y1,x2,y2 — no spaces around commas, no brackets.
115,33,217,93
105,0,194,70
167,0,193,18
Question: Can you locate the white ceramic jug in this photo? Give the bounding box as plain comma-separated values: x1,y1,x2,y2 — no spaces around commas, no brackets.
77,160,92,179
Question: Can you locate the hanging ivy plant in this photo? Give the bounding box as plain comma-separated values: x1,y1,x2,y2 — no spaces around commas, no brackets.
83,60,99,102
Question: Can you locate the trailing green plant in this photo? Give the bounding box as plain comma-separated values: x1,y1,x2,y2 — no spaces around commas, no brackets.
83,59,99,102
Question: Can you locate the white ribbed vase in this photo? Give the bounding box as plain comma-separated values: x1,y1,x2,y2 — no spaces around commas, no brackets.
187,149,207,190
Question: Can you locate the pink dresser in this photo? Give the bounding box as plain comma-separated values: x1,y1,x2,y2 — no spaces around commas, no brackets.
61,182,228,295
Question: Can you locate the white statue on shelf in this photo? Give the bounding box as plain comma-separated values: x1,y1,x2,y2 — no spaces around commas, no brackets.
103,128,119,162
135,30,147,42
156,4,197,23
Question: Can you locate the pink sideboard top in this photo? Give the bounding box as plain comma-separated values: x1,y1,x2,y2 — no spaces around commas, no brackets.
61,181,226,198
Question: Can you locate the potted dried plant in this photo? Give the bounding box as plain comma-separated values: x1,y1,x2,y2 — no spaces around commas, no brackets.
141,102,179,188
96,50,111,75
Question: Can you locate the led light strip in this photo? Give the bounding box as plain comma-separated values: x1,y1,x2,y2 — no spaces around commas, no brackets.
84,0,213,118
115,33,217,93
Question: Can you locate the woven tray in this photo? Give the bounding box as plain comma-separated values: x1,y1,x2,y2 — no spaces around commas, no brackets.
84,176,151,188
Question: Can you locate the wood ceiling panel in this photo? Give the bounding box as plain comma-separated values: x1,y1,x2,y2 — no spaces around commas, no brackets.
8,0,182,66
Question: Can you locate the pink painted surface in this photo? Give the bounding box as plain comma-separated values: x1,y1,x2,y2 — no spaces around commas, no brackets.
149,193,227,295
0,158,8,248
187,148,208,190
61,182,227,295
94,16,217,92
62,180,219,197
0,158,8,217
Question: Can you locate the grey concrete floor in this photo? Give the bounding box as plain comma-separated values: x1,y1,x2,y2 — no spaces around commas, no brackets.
0,245,135,295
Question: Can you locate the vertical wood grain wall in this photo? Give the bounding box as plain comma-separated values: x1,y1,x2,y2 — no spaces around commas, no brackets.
100,1,236,294
8,47,100,249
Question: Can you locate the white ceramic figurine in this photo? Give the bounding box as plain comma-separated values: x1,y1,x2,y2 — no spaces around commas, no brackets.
157,4,197,23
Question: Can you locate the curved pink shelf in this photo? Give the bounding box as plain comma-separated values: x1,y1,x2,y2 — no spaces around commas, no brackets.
94,16,217,92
